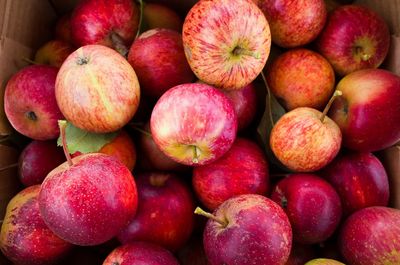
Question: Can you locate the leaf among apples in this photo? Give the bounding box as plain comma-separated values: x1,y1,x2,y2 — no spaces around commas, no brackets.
57,121,118,154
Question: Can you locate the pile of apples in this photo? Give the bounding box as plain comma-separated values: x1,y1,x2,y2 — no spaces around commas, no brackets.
1,0,400,264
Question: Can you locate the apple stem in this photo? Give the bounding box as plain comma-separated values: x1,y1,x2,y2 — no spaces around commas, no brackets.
320,90,343,123
135,0,144,39
232,46,260,59
0,163,18,172
194,207,228,227
354,46,372,61
260,70,275,127
58,120,73,167
22,57,39,65
192,145,199,164
110,32,129,58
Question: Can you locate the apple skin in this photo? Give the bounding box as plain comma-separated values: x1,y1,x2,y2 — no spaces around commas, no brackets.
193,138,269,210
0,185,73,265
305,258,345,265
150,83,237,166
202,194,292,265
270,174,342,244
4,65,64,140
143,3,182,32
55,14,73,44
39,153,138,246
128,29,195,99
270,107,342,172
18,140,66,186
182,0,271,90
103,242,179,265
339,206,400,265
316,5,390,76
70,0,139,50
55,45,140,133
267,48,335,111
328,69,400,152
34,40,74,68
118,172,195,252
253,0,326,48
321,152,389,216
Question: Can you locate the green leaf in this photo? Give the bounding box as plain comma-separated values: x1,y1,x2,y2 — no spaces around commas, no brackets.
57,121,118,154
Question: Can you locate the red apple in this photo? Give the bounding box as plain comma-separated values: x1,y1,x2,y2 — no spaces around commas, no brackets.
118,172,195,251
143,3,182,32
4,65,64,140
18,140,65,186
0,185,72,265
128,28,194,98
305,259,345,265
253,0,327,48
55,45,140,133
267,48,335,111
271,174,342,244
55,14,73,44
198,194,292,265
316,5,390,76
34,40,74,68
70,0,139,55
103,242,179,265
339,206,400,265
321,152,390,216
182,0,271,90
150,83,237,166
328,69,400,152
193,138,269,210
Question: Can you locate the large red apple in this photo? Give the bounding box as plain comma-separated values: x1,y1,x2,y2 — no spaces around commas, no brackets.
34,40,74,68
193,138,269,210
328,69,400,152
321,152,389,216
182,0,271,90
118,172,195,251
4,65,64,140
253,0,327,48
198,194,292,265
0,185,72,265
316,5,390,76
128,28,194,99
150,83,237,166
55,45,140,133
339,206,400,265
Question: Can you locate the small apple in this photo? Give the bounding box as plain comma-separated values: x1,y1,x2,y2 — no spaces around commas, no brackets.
316,5,390,76
253,0,327,48
305,258,345,265
118,172,195,251
18,140,65,186
328,69,400,152
339,206,400,265
0,185,72,265
182,0,271,90
143,3,182,32
55,14,73,44
270,174,342,244
34,40,74,68
4,65,64,140
197,194,292,265
128,28,195,99
267,48,335,111
150,83,237,166
55,44,140,133
193,138,269,210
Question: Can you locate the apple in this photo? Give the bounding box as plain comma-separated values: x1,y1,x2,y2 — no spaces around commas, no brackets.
0,185,72,265
316,5,390,76
253,0,327,48
18,140,65,186
103,242,179,265
70,0,139,55
328,69,400,152
285,243,316,265
55,44,140,133
182,0,271,90
270,174,342,244
34,40,74,68
150,83,237,166
270,91,342,172
193,137,269,210
55,14,73,44
128,28,195,99
305,259,345,265
339,206,400,265
267,48,335,111
321,151,390,216
197,194,292,265
4,65,64,140
143,3,182,32
118,172,195,251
